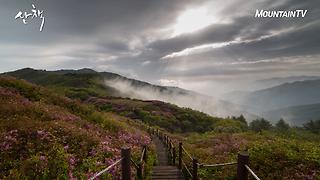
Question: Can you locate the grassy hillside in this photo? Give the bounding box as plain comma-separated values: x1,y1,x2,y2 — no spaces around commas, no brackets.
5,68,257,120
0,73,239,178
180,130,320,179
87,97,230,133
5,68,188,100
5,68,118,100
0,75,152,179
5,68,236,134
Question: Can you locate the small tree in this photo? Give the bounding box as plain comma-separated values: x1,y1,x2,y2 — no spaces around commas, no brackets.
303,120,320,134
238,114,247,124
249,118,272,132
276,118,290,131
231,114,247,125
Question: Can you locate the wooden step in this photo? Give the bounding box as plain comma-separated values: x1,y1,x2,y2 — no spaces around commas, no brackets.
152,166,183,180
152,176,184,179
153,170,180,174
153,166,178,170
152,136,184,180
152,172,182,176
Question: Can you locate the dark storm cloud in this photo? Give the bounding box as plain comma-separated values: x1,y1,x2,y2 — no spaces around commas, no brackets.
96,40,131,53
0,0,205,76
227,22,320,60
0,0,204,44
173,20,320,63
0,0,320,88
149,0,320,59
149,20,244,54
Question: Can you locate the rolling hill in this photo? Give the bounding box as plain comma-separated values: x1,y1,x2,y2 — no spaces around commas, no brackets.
0,75,152,179
4,68,257,120
0,74,245,178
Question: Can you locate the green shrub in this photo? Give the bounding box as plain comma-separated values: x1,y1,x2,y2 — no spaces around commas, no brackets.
249,118,272,132
276,119,290,131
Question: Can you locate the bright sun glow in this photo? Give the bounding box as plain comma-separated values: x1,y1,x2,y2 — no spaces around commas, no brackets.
172,7,215,36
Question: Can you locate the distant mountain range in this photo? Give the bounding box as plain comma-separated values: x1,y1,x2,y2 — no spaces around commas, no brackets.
251,76,320,90
262,103,320,126
223,78,320,125
4,68,258,121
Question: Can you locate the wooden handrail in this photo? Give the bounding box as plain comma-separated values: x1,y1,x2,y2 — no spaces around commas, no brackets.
130,158,139,169
245,165,260,180
140,147,146,162
199,162,237,168
90,158,123,180
182,161,193,178
90,147,132,180
182,146,193,161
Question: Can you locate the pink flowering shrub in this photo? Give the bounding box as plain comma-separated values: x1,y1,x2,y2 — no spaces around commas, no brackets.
0,76,154,179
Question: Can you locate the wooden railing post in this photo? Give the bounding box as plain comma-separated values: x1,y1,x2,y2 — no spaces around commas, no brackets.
178,142,183,169
164,135,167,145
237,152,249,180
137,162,143,179
121,147,131,180
166,136,168,146
192,158,198,180
172,147,176,165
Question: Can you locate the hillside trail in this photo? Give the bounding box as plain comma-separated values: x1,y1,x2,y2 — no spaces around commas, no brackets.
151,135,184,180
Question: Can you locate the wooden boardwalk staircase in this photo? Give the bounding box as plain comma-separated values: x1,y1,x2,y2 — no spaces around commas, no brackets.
90,127,260,180
152,135,184,180
90,126,260,180
148,127,260,180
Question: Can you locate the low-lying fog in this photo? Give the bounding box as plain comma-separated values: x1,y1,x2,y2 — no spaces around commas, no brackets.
104,77,258,121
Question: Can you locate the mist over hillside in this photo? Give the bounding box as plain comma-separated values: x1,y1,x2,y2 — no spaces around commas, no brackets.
5,68,257,121
104,77,258,120
9,68,320,125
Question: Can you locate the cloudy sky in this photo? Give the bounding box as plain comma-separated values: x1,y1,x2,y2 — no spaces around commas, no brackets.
1,0,320,96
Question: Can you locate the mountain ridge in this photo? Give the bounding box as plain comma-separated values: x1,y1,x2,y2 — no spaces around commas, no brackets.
223,78,320,125
262,103,320,126
4,68,258,120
